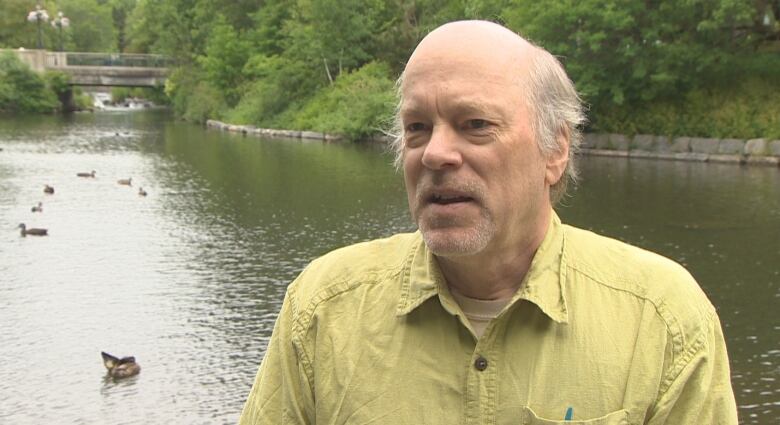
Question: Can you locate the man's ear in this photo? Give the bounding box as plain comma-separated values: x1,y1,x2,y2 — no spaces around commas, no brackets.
545,127,569,186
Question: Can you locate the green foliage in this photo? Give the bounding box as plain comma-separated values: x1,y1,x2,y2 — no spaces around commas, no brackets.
197,16,251,106
247,0,293,56
496,0,779,139
0,0,116,52
44,71,71,97
181,81,228,123
108,0,137,52
111,87,133,103
126,0,198,57
0,0,42,49
110,86,169,105
290,62,397,139
43,70,75,110
501,0,765,107
593,76,780,139
60,0,117,52
164,68,227,123
72,88,95,110
0,52,59,113
284,0,383,79
126,0,262,59
5,0,774,138
225,54,321,126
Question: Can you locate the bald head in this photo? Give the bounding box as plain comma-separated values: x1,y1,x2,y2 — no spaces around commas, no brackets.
405,20,536,79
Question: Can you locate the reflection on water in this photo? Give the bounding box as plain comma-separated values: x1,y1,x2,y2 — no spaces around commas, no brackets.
561,157,780,424
0,112,777,424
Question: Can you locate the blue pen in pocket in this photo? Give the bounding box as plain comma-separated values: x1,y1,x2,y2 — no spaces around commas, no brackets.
564,407,573,421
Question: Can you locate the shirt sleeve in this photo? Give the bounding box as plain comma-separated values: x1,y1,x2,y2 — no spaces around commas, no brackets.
239,288,315,424
647,312,738,424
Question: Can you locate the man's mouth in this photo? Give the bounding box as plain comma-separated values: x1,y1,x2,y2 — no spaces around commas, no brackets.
428,193,474,205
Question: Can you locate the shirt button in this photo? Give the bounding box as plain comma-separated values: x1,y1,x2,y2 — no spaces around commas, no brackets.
474,356,488,371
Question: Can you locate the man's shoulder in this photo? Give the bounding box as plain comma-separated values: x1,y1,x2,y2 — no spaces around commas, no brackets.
287,232,419,307
562,224,715,322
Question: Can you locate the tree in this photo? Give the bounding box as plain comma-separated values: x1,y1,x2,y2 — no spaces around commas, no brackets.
108,0,137,52
284,0,388,83
61,0,117,52
126,0,201,58
197,15,251,106
501,0,764,108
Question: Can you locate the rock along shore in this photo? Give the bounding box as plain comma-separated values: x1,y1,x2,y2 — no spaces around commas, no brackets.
206,120,780,167
581,133,780,167
206,120,393,144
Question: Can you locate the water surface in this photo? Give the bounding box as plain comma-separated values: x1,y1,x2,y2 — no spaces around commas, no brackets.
0,112,777,423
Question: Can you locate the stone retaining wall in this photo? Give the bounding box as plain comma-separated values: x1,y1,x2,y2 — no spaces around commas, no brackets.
206,119,395,144
206,120,780,167
581,133,780,166
207,120,347,142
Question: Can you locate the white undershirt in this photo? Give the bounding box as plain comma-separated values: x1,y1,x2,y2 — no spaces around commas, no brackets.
449,287,512,339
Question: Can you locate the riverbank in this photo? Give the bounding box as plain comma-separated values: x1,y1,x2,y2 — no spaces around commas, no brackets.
580,133,780,166
206,120,780,167
206,120,389,143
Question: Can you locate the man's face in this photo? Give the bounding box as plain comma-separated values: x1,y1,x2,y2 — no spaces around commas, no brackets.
400,37,554,258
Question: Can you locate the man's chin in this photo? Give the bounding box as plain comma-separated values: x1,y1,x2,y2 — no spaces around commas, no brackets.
419,226,492,257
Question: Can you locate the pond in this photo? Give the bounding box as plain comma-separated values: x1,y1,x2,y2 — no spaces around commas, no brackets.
0,111,777,424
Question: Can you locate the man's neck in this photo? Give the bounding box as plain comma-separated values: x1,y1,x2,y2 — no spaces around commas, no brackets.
436,209,552,300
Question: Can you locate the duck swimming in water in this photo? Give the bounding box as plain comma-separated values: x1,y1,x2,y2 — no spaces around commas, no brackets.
77,170,96,178
138,187,147,196
101,352,141,379
43,184,54,194
31,202,42,213
117,178,132,186
18,223,47,236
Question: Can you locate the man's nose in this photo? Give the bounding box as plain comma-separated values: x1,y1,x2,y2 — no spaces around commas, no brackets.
421,125,463,170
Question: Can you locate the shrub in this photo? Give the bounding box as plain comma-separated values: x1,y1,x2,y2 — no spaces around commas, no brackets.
0,52,59,113
591,76,780,139
111,86,169,105
290,61,396,139
182,81,227,123
225,54,321,127
164,67,227,123
72,89,94,110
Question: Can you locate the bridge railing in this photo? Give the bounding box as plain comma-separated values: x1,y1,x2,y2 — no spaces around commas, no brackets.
46,52,174,68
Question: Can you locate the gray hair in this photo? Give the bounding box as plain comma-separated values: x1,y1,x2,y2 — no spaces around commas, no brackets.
390,43,586,205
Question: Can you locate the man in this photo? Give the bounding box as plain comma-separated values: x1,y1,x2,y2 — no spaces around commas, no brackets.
240,20,737,424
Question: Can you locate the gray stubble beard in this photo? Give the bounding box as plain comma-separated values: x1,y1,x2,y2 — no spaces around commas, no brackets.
417,206,495,257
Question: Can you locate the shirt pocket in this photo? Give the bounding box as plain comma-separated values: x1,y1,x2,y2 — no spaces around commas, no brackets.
521,406,630,425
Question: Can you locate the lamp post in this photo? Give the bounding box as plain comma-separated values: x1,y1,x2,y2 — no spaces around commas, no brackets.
51,12,70,52
26,5,50,50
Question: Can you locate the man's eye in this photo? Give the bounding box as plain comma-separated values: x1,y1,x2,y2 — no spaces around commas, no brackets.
465,119,489,130
405,122,427,132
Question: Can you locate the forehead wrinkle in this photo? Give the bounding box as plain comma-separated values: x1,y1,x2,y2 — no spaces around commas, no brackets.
402,77,522,123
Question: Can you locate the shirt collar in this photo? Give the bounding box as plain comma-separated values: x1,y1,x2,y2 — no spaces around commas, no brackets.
396,211,569,324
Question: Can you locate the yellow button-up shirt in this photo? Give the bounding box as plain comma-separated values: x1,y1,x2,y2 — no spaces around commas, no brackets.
240,213,737,424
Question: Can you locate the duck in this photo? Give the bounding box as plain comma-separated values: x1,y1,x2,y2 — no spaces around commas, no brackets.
77,170,96,178
31,202,43,213
117,178,132,186
18,223,47,236
138,187,147,197
101,351,141,379
43,184,54,194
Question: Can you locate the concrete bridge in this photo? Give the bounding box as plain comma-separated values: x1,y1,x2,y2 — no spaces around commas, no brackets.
6,49,171,87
